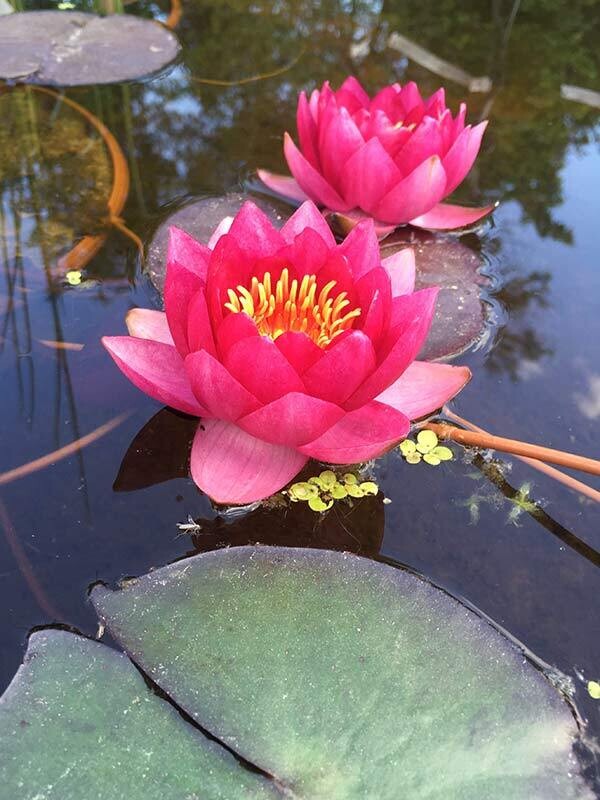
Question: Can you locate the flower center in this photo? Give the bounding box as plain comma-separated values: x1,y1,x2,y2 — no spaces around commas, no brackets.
224,267,361,348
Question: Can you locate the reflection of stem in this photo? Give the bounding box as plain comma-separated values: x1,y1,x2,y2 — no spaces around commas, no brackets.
163,0,182,29
0,497,64,620
437,409,600,503
120,84,147,218
472,455,600,569
21,86,142,271
190,50,304,87
0,412,131,487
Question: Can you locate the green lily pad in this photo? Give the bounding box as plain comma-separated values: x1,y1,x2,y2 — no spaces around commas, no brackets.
380,232,490,361
91,546,591,799
0,12,180,86
0,628,278,799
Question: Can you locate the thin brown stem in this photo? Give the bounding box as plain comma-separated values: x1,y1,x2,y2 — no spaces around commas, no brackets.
190,50,304,87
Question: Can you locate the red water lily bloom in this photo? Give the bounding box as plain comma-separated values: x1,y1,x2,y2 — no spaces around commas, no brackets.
103,201,470,504
259,77,494,234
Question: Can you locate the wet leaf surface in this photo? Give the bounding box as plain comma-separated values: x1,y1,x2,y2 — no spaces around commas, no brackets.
145,193,288,296
0,628,279,799
381,231,489,361
0,11,180,86
91,546,590,800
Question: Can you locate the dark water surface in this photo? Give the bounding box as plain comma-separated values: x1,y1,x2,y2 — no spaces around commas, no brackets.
1,0,600,789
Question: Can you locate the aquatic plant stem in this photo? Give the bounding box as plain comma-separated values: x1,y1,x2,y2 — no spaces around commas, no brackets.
190,50,304,87
0,412,131,487
427,410,600,502
163,0,182,29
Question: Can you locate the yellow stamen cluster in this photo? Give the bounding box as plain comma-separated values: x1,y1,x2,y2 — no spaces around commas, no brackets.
224,267,361,348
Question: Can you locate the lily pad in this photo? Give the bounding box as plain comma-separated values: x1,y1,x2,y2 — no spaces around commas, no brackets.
91,546,591,799
0,11,180,86
145,193,288,295
381,232,489,360
0,628,278,799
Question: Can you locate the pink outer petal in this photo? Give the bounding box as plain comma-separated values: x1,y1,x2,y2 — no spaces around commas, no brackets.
237,392,344,447
442,121,488,195
164,260,204,357
338,218,381,279
185,350,260,421
318,106,365,190
190,419,308,505
335,76,370,111
409,201,496,230
207,216,233,249
284,133,352,211
339,138,402,214
376,361,471,420
256,170,309,204
382,248,415,297
102,336,207,417
125,309,174,346
298,400,410,464
226,200,284,261
224,335,304,404
275,332,322,375
280,200,335,247
302,331,377,406
373,155,447,224
186,289,216,356
297,91,320,169
394,116,443,176
167,226,211,280
346,287,438,409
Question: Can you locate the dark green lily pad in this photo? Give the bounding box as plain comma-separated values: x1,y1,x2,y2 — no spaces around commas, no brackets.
381,232,489,361
0,11,180,86
145,193,288,295
91,546,591,799
0,628,279,799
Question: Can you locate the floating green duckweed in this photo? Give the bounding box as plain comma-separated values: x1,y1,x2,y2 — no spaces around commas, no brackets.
286,471,379,512
399,431,454,466
65,270,83,286
588,681,600,699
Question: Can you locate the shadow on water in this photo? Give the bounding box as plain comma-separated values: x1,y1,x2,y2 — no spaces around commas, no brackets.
1,0,600,791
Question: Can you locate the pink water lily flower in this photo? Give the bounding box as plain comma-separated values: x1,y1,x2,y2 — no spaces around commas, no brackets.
103,201,470,505
259,77,494,234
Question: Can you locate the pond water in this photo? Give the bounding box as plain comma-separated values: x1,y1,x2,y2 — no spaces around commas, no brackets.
1,0,599,790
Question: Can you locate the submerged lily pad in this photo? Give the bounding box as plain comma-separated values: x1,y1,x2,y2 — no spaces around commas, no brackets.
0,11,180,86
0,628,278,799
91,546,590,799
381,233,489,360
146,193,287,295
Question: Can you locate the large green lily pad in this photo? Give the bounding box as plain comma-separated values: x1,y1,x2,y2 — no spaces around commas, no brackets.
0,628,278,799
90,546,591,799
0,11,180,86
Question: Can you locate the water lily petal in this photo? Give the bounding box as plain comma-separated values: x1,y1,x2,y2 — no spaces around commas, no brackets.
275,331,322,374
339,137,402,213
167,225,211,280
442,121,488,195
398,81,423,115
215,312,259,359
394,116,443,176
207,216,233,249
338,218,380,279
335,76,370,112
318,105,365,189
377,361,471,420
185,350,260,421
226,200,284,261
284,227,332,277
164,255,204,357
382,248,416,297
353,267,392,345
373,155,447,224
237,392,344,447
190,419,307,504
303,331,377,405
256,170,309,204
297,91,320,168
102,336,206,417
298,400,410,463
346,287,438,409
186,289,217,356
409,201,496,230
225,335,304,403
280,200,335,247
125,309,173,345
284,133,351,210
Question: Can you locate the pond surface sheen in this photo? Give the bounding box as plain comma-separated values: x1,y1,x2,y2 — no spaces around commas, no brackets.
1,0,600,790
